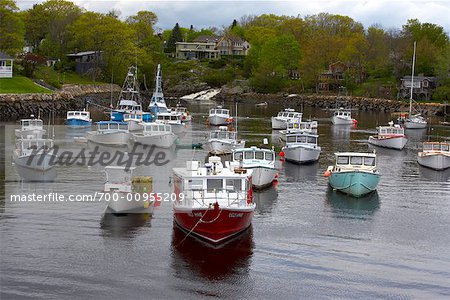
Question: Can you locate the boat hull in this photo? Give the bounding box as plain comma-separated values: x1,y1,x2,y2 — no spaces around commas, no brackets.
106,193,154,214
271,117,287,129
66,119,92,128
329,171,380,197
132,133,177,148
86,131,130,146
283,145,321,164
247,167,277,189
368,136,408,150
209,140,245,155
404,120,427,129
173,206,254,243
332,116,353,125
13,151,56,171
418,154,450,170
208,115,230,126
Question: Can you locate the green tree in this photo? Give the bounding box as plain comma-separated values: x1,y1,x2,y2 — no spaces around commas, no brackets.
126,10,158,47
0,0,24,55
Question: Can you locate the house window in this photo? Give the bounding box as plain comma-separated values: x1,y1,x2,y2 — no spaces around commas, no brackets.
423,80,429,88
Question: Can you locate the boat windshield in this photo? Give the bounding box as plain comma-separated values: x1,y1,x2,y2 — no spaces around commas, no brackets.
337,156,349,164
265,152,274,161
364,157,376,166
234,151,243,161
350,156,363,165
442,144,449,152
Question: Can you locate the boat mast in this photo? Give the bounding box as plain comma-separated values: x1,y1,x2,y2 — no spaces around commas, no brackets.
409,41,416,116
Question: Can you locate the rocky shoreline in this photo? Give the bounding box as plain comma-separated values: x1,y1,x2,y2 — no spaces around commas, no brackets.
0,84,447,120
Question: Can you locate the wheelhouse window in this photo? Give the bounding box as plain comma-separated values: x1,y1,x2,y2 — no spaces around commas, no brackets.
255,151,264,160
187,179,203,190
234,151,243,161
364,157,376,166
307,136,316,144
207,179,222,190
245,151,254,159
350,156,363,165
287,136,297,143
265,152,274,161
226,179,242,191
441,144,449,151
423,143,433,151
337,156,349,164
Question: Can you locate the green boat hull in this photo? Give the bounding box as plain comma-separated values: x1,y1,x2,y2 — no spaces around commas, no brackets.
329,171,380,197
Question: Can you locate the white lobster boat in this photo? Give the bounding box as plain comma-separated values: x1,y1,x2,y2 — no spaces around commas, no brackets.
15,117,46,139
131,123,177,148
232,146,277,189
104,166,154,213
86,121,130,146
123,110,152,131
172,156,255,243
368,121,408,150
208,106,232,126
417,142,450,170
155,111,187,136
281,131,321,164
209,126,245,155
332,108,355,125
271,108,302,130
13,138,56,171
171,104,192,122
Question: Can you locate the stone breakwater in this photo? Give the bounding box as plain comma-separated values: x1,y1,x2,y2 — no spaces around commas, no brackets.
0,84,121,120
214,92,447,116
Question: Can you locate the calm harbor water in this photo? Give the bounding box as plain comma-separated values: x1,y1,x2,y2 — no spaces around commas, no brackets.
1,102,450,299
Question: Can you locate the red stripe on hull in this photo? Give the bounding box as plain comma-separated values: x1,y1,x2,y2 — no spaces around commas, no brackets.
174,207,254,243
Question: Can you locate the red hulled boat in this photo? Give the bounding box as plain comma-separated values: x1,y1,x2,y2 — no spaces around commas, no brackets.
173,156,255,244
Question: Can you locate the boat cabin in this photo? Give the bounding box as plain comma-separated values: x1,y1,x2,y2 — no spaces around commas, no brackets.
210,128,237,140
422,142,450,153
287,121,313,131
17,139,54,154
143,123,172,134
156,112,183,123
286,132,318,145
233,147,275,163
334,152,377,172
20,119,43,130
67,111,90,120
104,166,153,193
276,110,302,119
209,107,230,116
117,101,141,112
333,110,351,118
96,121,128,132
123,111,152,122
378,124,404,136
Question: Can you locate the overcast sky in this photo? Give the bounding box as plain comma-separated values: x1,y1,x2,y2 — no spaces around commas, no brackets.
16,0,450,33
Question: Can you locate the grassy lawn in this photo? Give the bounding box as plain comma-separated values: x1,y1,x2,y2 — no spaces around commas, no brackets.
34,66,98,88
0,76,53,94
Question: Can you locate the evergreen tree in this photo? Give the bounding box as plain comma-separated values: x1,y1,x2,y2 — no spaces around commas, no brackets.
231,19,238,29
165,23,183,53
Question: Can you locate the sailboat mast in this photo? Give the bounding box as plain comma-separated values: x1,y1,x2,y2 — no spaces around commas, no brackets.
235,101,238,133
409,41,416,116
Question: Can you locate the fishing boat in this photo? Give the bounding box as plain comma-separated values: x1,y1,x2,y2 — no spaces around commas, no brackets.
208,106,233,126
399,42,428,129
111,66,143,122
170,104,191,122
65,109,92,128
332,108,356,125
417,142,450,170
13,138,56,171
324,152,380,197
155,111,187,136
279,120,317,142
209,126,245,155
85,121,130,146
368,121,408,150
232,146,277,189
131,122,177,148
123,110,152,131
281,131,321,164
271,108,302,130
104,166,154,213
172,156,255,243
148,64,168,115
15,117,46,139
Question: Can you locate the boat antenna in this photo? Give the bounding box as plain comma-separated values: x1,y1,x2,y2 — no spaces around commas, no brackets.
235,100,238,133
409,41,416,116
110,71,113,108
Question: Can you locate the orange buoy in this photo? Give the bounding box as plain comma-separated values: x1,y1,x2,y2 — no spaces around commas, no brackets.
323,170,331,177
279,151,285,157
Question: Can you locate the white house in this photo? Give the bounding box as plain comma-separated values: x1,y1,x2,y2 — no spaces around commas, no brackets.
0,51,13,78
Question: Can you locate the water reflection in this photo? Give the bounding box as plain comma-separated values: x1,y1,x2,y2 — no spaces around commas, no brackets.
100,210,152,238
65,126,91,139
284,161,319,182
171,225,254,280
325,188,380,217
15,164,57,182
418,165,450,182
254,186,278,214
330,124,352,140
